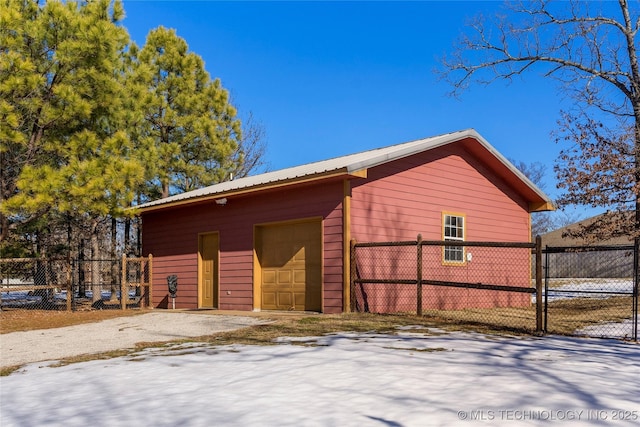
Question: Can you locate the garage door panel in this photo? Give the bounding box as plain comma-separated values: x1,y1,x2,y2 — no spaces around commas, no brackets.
277,270,292,284
263,292,276,307
294,292,305,307
293,247,305,262
293,269,305,284
263,270,277,285
262,246,305,268
258,220,322,311
277,292,292,308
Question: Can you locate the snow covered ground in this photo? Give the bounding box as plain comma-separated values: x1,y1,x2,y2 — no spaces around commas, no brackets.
539,279,638,339
544,279,634,302
577,318,639,340
0,289,135,308
2,329,638,427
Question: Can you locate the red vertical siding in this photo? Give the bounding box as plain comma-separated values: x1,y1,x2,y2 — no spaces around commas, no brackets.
350,143,532,312
351,144,530,243
143,180,344,312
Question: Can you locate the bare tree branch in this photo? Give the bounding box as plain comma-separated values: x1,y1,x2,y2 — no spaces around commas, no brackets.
440,0,640,240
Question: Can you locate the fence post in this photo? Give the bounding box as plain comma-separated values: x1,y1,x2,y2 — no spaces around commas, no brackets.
417,234,423,317
66,261,72,312
535,235,543,334
0,262,3,309
138,257,146,309
121,254,127,310
544,245,549,333
350,240,356,312
148,254,153,309
633,238,639,342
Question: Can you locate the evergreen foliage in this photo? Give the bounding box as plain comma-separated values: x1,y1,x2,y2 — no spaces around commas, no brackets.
132,26,241,199
0,0,260,257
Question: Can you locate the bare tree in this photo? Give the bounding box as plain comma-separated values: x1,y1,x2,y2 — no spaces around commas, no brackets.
554,112,636,241
441,0,640,240
510,159,582,236
229,111,270,179
510,160,556,236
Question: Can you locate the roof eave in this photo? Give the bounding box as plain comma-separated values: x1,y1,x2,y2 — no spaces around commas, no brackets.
529,201,556,212
463,131,555,212
136,168,367,214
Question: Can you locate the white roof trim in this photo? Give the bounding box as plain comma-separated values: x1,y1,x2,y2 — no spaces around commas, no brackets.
136,129,551,211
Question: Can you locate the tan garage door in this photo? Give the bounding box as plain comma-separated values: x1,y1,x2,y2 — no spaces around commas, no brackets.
257,220,322,311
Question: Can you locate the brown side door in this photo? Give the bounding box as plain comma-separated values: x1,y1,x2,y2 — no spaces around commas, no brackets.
198,232,219,308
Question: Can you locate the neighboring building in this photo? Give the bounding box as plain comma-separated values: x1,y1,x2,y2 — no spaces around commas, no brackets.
540,213,634,247
137,129,553,313
541,214,634,279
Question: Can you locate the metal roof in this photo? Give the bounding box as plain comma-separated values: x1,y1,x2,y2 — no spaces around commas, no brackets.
136,129,552,212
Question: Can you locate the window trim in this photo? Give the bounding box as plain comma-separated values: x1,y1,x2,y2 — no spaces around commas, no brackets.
442,212,466,265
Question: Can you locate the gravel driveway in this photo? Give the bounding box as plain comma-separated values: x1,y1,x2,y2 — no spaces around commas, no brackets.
1,312,266,368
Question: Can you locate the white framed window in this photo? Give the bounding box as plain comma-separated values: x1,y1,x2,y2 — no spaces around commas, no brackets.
443,213,465,263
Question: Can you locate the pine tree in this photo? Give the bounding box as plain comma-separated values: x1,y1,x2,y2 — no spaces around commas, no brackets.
133,26,242,199
0,0,145,300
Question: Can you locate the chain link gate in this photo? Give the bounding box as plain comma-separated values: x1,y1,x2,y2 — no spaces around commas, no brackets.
543,244,638,341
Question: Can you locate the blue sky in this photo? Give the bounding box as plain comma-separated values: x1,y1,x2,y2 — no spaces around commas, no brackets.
121,1,590,217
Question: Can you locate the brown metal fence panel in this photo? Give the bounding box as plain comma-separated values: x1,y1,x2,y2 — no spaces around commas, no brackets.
352,240,418,314
352,237,539,334
0,256,152,312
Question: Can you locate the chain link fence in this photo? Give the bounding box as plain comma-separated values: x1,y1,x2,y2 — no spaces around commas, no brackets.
0,258,72,310
0,256,152,311
351,236,639,341
543,245,638,340
351,237,540,334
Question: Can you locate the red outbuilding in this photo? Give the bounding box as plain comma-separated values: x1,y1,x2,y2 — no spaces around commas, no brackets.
137,129,553,313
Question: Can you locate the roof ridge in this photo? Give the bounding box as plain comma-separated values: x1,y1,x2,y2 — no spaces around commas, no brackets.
135,128,552,212
257,129,472,176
